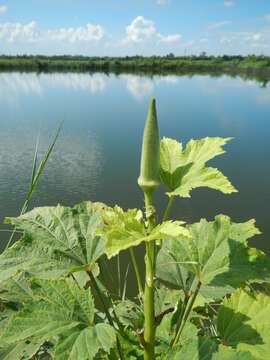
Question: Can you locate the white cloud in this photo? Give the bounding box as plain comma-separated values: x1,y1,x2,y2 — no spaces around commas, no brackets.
252,33,262,41
157,0,170,5
122,74,179,101
0,21,39,42
0,5,7,14
122,74,154,100
125,16,156,43
0,20,104,46
48,23,104,42
208,21,232,30
124,16,181,46
224,1,234,8
157,33,181,43
200,38,209,43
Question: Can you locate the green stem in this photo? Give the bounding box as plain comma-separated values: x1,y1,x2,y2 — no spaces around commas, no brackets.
86,269,114,327
172,280,201,347
129,247,144,297
143,191,156,360
170,292,190,347
162,195,175,222
157,195,175,247
87,269,124,360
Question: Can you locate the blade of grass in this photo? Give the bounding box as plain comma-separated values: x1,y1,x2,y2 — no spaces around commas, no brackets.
122,263,130,301
5,122,63,249
117,254,121,298
30,132,40,190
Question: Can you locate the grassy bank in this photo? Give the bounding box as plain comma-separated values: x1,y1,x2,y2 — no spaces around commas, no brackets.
1,54,270,76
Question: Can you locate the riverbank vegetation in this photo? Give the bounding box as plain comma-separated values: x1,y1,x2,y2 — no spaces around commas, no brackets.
0,98,270,359
1,54,270,76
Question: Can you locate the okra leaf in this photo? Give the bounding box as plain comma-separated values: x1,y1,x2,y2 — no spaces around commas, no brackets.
0,273,34,303
1,278,115,359
0,202,105,283
160,137,237,197
1,278,94,343
156,313,198,355
0,339,44,360
54,324,115,360
164,336,218,359
99,205,190,258
114,300,144,330
217,289,270,359
156,215,270,300
165,337,256,359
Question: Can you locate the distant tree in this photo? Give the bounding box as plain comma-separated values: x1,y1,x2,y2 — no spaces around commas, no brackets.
166,53,175,59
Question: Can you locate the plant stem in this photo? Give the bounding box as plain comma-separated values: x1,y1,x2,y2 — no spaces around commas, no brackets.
157,195,175,247
162,195,175,222
129,247,144,297
170,292,190,347
87,269,124,360
172,280,201,347
86,269,114,327
143,191,156,360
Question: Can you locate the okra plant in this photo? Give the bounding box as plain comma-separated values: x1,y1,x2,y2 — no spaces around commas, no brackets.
0,98,270,359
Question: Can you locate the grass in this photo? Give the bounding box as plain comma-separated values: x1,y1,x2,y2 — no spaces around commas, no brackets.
5,123,62,249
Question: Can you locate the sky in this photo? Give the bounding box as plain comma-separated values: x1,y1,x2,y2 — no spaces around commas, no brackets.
0,0,270,56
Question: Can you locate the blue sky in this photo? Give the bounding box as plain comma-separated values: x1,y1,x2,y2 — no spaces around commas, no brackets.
0,0,270,56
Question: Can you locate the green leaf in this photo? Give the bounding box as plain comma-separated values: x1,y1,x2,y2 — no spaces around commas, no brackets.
100,205,190,258
0,339,44,360
0,202,105,283
155,287,182,320
114,300,144,330
160,137,237,197
0,305,44,360
1,279,93,343
217,289,270,359
164,336,218,359
55,324,115,360
1,278,115,359
0,273,34,303
156,215,270,300
212,346,257,360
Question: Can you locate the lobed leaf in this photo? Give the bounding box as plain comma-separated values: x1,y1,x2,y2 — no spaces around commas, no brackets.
0,202,105,283
217,289,270,359
1,278,115,359
156,215,270,300
100,205,190,258
160,137,237,197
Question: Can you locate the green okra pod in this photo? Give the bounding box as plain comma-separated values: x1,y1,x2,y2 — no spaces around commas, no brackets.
138,97,160,196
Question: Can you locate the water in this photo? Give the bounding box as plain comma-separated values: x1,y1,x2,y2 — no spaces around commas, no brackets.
0,71,270,260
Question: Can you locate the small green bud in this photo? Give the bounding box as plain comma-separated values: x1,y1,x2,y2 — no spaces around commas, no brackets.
138,97,160,195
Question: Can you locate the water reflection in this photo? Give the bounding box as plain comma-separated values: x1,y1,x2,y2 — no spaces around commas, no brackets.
121,74,179,100
0,72,107,99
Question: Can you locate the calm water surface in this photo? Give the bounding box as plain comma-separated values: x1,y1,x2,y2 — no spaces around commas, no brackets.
0,71,270,259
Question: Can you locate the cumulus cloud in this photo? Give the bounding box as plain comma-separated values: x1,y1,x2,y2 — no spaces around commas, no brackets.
124,16,181,46
224,1,234,8
252,33,261,41
0,20,104,46
0,21,39,42
125,16,156,43
0,5,7,14
48,23,104,42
